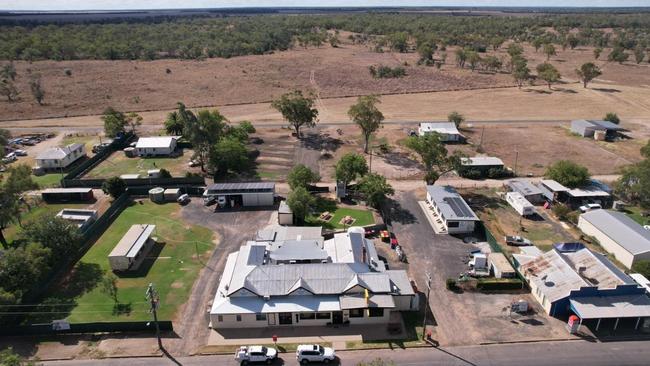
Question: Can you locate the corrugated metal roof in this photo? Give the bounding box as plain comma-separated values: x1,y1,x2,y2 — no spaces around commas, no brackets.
540,179,569,192
419,122,460,135
589,120,625,131
108,224,155,259
135,136,176,149
461,156,504,167
207,182,276,191
211,295,342,315
269,240,329,262
426,185,479,221
570,295,650,319
339,294,395,309
580,210,650,255
489,253,515,274
507,179,543,196
36,143,84,160
42,188,92,194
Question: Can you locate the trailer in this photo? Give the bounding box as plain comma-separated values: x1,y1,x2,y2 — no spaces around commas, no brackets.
506,192,536,217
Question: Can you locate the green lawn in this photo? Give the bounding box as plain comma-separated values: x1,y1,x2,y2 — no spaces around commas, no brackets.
28,201,215,323
625,206,649,226
33,173,63,188
306,198,375,229
85,151,191,178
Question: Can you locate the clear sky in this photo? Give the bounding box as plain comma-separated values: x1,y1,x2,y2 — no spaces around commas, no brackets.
1,1,648,11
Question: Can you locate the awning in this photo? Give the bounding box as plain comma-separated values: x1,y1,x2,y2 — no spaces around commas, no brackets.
570,295,650,320
211,295,341,315
339,294,395,310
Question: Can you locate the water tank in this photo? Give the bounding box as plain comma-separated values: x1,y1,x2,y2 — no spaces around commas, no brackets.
148,187,165,203
594,130,606,141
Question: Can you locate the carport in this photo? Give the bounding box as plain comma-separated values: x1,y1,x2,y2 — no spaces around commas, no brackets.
570,294,650,332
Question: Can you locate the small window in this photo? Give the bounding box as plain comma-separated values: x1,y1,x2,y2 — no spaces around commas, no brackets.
236,314,242,322
368,308,384,317
447,221,460,228
300,312,316,320
349,309,364,318
217,315,223,322
256,313,267,321
316,312,331,320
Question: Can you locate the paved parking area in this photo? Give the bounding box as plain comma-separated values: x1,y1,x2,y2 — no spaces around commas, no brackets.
388,190,574,346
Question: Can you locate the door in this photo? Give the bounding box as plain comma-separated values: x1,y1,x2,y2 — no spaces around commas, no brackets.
267,313,276,326
278,312,293,325
332,311,343,324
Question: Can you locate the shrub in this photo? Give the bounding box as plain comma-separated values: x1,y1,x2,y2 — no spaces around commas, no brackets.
64,68,72,76
476,278,523,291
369,65,407,79
446,278,458,291
552,203,572,221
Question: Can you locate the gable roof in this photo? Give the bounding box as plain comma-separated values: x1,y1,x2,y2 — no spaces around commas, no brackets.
419,122,460,135
135,136,176,149
461,157,504,167
426,185,479,221
580,210,650,255
37,143,84,160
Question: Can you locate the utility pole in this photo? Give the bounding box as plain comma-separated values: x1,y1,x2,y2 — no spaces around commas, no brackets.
146,283,163,350
514,150,519,177
421,272,432,341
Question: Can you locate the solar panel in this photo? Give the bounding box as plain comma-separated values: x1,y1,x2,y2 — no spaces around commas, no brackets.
444,197,474,218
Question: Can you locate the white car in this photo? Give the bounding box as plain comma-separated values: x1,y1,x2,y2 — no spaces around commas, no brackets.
14,149,27,156
579,203,602,213
296,344,335,364
177,194,190,205
235,346,277,365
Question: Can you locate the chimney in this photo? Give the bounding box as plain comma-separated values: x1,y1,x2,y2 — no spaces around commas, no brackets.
362,245,367,264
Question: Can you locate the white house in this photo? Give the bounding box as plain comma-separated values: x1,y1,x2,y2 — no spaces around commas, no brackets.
417,122,462,142
505,192,536,217
135,137,177,157
578,210,650,269
209,227,417,329
35,143,86,169
425,185,479,234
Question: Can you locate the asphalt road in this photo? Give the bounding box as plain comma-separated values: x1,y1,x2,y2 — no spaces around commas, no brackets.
41,340,650,366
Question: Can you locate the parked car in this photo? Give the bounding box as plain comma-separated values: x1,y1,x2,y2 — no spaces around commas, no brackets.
234,345,277,365
203,195,217,206
505,236,532,246
177,194,190,205
296,344,335,364
188,159,200,167
14,149,27,156
2,153,17,164
579,203,602,213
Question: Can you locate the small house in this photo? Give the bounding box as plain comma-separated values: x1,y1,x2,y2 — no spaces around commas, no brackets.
539,179,612,209
135,137,177,157
426,185,480,234
203,182,275,208
489,253,516,279
35,143,86,170
56,209,98,231
41,188,94,202
108,224,156,272
417,122,462,142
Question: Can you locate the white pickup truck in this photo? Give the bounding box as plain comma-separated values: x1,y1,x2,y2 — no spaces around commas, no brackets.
234,346,277,365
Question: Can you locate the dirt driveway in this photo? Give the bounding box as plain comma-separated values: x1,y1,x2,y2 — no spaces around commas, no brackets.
166,201,275,356
388,190,573,346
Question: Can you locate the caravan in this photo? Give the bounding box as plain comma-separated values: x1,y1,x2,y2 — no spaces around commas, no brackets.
506,192,536,217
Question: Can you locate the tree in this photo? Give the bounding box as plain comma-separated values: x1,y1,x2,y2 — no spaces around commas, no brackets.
335,153,368,185
209,137,250,174
482,55,502,72
125,112,143,135
358,173,394,209
567,34,579,49
545,160,590,189
0,79,19,102
536,62,561,90
287,164,320,190
576,62,602,88
617,159,650,209
388,32,409,53
405,133,464,185
447,111,465,128
608,47,629,64
466,51,481,72
286,187,315,224
455,48,467,68
0,128,10,156
417,43,435,63
22,214,81,262
271,90,319,139
0,188,20,248
0,243,50,297
158,168,172,178
4,165,38,194
543,43,556,61
102,177,127,199
490,36,505,51
512,57,531,88
0,62,16,81
101,107,127,138
164,111,184,136
507,43,524,58
632,260,650,279
348,95,385,153
29,74,45,105
593,47,603,60
604,112,620,125
101,272,119,304
185,109,226,171
532,38,543,53
640,140,650,159
634,46,646,64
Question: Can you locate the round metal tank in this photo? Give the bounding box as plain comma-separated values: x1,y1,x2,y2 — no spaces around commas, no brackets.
148,187,165,203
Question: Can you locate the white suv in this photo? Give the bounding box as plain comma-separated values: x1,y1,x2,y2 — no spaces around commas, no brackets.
296,344,335,364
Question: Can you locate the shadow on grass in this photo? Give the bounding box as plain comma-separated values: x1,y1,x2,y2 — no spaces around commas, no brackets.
112,302,133,316
115,241,166,279
24,262,103,323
